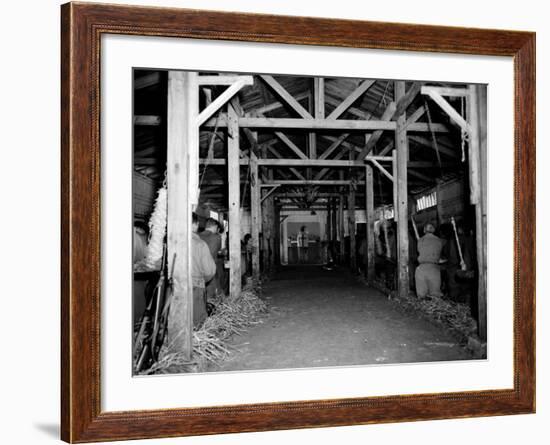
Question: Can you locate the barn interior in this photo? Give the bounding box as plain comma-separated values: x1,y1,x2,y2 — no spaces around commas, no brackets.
132,70,487,374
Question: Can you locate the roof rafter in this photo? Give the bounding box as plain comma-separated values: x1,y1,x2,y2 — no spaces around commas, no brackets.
327,80,376,120
259,75,313,119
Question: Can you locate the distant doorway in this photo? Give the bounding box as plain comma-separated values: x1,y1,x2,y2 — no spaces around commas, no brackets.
287,222,322,264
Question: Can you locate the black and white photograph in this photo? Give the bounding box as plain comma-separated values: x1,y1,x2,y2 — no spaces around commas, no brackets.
132,70,487,375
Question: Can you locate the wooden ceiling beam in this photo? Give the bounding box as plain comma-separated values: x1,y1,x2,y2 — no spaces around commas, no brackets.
393,82,422,117
357,82,422,159
274,132,308,160
405,106,426,127
324,95,371,120
314,78,325,119
199,158,390,167
266,146,306,180
355,102,397,159
327,80,376,120
263,179,366,186
198,75,254,86
234,117,396,130
248,92,309,116
259,75,313,119
319,133,350,160
197,78,252,126
421,86,471,133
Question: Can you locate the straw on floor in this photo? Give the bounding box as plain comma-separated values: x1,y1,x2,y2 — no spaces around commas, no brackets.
142,284,267,374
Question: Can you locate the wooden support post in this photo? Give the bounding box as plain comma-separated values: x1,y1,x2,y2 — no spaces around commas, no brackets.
185,73,200,206
349,183,356,271
326,200,331,239
227,104,241,298
164,71,193,360
435,180,444,224
395,81,410,299
326,199,331,263
365,165,375,282
274,203,281,266
468,84,487,341
392,150,398,222
478,84,488,342
331,198,337,244
268,197,276,273
338,193,345,264
261,190,273,275
250,152,261,282
261,140,275,275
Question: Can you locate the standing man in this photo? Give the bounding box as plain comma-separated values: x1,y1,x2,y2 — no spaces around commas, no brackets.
297,225,309,263
199,218,223,299
191,213,216,326
415,222,444,298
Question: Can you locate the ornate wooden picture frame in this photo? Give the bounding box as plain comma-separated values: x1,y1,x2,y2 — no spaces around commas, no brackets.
61,2,535,442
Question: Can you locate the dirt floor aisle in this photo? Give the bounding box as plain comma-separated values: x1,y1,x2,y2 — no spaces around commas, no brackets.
214,265,471,372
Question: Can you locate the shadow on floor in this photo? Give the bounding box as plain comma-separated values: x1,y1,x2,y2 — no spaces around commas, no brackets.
33,422,59,439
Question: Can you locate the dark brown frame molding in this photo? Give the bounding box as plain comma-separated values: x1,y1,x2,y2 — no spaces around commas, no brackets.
61,2,536,442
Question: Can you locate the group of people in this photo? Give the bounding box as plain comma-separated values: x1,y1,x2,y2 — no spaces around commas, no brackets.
367,216,476,307
191,215,262,326
191,214,226,326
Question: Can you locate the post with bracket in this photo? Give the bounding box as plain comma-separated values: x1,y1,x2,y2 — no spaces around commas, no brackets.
227,103,241,299
395,80,410,299
250,151,261,282
365,165,375,282
349,180,356,271
164,70,194,360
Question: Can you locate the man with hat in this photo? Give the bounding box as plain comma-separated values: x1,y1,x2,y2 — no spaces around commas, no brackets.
415,222,445,298
191,213,216,326
199,217,223,299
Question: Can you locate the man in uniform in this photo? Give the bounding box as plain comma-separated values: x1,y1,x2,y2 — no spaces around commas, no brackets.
199,218,223,299
415,222,444,298
191,213,216,326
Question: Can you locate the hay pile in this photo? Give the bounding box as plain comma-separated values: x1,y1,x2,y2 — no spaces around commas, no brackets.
134,187,167,273
393,294,477,343
356,274,477,343
142,285,267,374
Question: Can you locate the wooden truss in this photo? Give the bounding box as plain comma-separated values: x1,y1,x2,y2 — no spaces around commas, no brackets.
157,73,487,358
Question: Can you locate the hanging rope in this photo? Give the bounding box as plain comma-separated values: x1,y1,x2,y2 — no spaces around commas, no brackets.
376,81,391,111
424,98,443,175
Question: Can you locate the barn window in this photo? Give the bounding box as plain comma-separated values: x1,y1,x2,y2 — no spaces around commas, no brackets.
416,191,437,211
